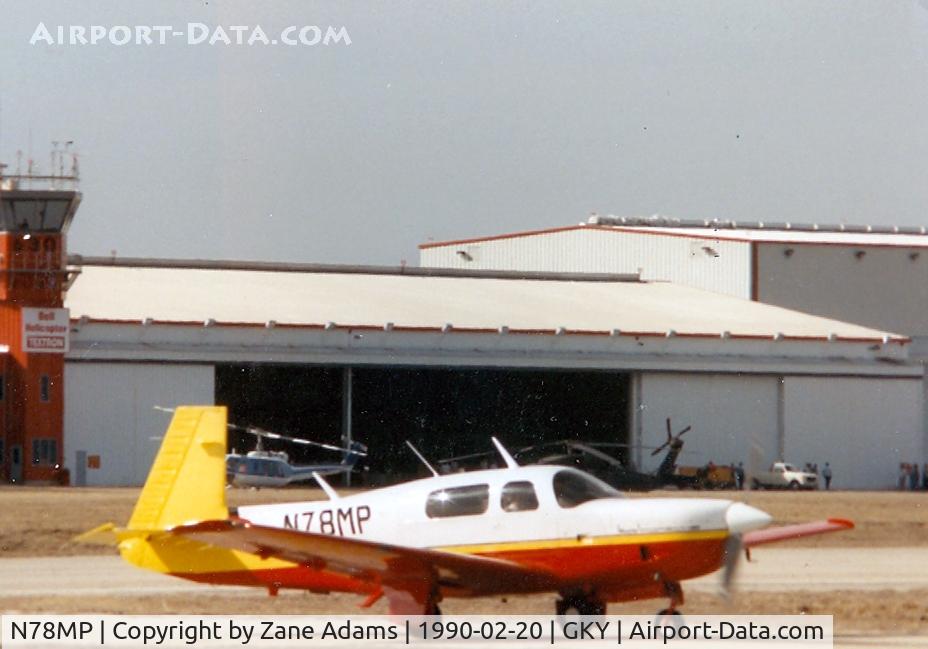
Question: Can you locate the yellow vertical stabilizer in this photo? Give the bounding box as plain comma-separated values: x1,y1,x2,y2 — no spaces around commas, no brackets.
79,405,287,579
128,405,228,530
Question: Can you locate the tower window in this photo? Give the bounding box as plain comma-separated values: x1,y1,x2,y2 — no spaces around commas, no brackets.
32,438,57,465
40,375,50,402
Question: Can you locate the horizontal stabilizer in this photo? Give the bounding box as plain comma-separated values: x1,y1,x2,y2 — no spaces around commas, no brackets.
173,518,558,596
74,522,119,546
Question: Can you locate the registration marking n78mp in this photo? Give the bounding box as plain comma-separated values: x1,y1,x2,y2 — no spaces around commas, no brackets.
283,505,371,536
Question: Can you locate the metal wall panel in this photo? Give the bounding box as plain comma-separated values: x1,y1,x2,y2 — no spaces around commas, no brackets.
64,362,215,486
784,377,924,490
638,373,780,475
421,229,752,298
756,243,928,336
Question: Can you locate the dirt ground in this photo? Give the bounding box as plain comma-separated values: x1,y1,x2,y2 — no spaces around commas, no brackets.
2,486,927,635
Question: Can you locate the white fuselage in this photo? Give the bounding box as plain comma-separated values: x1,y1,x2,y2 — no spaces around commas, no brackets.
236,465,767,550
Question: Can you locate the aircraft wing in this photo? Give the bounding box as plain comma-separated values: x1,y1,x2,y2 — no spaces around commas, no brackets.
173,519,559,598
743,518,854,548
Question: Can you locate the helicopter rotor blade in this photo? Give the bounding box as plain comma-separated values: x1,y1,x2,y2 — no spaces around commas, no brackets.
232,423,368,456
156,407,368,457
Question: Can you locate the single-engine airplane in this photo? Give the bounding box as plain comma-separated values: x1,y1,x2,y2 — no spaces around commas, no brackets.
79,407,853,615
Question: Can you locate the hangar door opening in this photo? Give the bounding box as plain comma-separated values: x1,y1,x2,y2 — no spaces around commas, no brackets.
216,365,629,482
216,365,344,464
353,368,629,480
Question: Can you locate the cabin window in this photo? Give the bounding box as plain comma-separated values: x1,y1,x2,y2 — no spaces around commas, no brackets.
553,470,620,508
501,480,539,512
426,484,489,518
31,438,57,465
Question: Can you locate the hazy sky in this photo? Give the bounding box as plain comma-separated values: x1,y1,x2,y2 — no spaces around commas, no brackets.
2,1,927,265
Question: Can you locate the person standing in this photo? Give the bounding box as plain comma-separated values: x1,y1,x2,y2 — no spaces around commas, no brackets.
912,463,921,491
822,462,832,490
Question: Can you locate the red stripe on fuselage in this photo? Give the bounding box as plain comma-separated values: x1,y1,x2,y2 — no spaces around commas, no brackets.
169,536,727,601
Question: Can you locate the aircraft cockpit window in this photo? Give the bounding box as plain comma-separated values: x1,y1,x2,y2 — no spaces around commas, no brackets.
553,470,621,508
501,481,539,512
425,484,490,518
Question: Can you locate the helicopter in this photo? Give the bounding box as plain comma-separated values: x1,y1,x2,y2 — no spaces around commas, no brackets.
225,423,368,488
437,418,708,491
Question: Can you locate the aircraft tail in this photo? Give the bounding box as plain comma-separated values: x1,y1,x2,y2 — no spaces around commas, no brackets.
128,406,228,530
76,407,229,552
78,406,294,581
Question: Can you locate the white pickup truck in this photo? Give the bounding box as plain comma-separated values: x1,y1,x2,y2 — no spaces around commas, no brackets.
751,462,818,490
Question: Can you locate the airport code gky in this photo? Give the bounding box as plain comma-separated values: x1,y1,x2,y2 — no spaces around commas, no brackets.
282,505,371,536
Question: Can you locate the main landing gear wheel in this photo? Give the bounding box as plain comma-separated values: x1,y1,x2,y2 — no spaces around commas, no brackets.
655,608,684,628
654,581,685,626
656,608,682,617
555,594,606,617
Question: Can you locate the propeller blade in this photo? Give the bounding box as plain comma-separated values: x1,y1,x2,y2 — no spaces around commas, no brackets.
720,532,743,601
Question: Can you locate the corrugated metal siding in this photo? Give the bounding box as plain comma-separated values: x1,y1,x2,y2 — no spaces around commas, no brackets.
63,362,215,486
638,373,780,474
783,377,924,490
420,229,752,298
757,243,928,337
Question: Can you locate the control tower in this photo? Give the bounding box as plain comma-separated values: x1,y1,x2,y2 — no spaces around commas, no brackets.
0,153,81,483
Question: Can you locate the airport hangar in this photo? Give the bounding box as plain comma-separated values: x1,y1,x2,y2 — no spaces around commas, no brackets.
419,214,928,347
61,256,921,489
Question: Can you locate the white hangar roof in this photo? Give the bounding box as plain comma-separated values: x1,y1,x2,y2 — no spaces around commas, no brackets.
64,258,904,344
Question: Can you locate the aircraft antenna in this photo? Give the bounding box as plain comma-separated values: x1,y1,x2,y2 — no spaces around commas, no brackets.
491,437,519,469
405,440,439,477
312,471,340,500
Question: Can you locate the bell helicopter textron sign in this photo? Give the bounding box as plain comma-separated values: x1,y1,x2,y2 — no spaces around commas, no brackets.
21,308,70,353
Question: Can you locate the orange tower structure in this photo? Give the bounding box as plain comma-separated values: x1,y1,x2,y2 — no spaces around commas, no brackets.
0,157,81,483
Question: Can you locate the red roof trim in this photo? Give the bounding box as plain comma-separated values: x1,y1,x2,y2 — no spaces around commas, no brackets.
70,317,909,345
419,224,928,250
418,225,591,249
